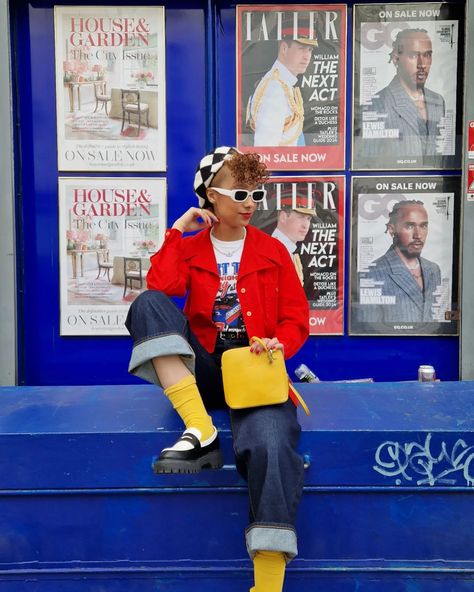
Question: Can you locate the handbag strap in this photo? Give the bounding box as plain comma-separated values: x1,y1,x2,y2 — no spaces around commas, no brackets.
250,336,311,416
289,381,311,416
249,336,269,350
249,336,277,363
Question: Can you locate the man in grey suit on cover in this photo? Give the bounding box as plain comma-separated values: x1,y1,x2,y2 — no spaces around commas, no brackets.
360,28,445,165
355,200,442,324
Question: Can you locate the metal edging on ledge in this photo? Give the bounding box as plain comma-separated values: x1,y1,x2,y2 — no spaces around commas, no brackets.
0,485,472,496
0,565,473,576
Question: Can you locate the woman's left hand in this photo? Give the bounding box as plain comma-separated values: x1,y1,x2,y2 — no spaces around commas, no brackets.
249,337,284,356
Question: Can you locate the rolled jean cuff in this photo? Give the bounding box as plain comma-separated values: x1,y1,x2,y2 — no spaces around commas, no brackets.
245,523,298,563
128,333,196,387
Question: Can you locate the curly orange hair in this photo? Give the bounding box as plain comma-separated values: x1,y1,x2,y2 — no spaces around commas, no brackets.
225,151,269,186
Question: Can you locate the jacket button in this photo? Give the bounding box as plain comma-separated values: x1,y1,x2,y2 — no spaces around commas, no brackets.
246,311,252,317
241,288,246,293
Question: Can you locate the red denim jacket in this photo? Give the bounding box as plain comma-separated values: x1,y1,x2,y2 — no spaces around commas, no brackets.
146,225,309,358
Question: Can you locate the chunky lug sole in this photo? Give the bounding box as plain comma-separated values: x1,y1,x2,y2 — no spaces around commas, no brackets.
152,428,224,474
152,447,224,474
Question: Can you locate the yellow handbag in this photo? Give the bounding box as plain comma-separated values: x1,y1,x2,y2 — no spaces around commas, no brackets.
221,336,310,415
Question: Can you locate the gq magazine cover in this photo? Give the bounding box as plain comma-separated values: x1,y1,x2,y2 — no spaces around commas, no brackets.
350,176,460,336
236,5,347,171
352,3,464,170
251,176,345,334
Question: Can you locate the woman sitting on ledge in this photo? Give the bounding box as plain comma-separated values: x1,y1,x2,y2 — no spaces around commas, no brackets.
125,146,309,592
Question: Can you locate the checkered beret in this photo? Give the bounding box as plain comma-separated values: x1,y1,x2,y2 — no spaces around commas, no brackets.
193,146,240,207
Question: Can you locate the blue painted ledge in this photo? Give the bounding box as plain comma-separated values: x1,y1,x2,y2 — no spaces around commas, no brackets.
0,382,473,590
0,381,473,489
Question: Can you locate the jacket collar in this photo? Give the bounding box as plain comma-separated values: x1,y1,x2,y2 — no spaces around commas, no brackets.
183,226,281,277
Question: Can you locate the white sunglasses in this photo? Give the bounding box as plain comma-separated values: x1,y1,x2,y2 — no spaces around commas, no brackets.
212,187,267,203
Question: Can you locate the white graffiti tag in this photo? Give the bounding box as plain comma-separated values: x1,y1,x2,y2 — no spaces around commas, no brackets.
374,433,474,486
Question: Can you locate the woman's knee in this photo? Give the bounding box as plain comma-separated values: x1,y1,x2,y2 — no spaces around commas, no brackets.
126,290,182,337
130,289,169,314
129,290,180,323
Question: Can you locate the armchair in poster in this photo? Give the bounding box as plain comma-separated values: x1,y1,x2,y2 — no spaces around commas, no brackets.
350,176,460,336
352,3,464,170
236,4,347,171
252,176,345,335
58,178,166,336
54,6,166,171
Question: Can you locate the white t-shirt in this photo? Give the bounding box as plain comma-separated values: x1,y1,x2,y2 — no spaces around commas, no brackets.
210,233,246,336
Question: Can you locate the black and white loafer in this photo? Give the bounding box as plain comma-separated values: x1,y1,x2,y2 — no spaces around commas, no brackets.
152,427,223,474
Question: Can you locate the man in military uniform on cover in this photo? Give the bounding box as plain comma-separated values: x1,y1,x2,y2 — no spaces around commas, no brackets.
271,193,316,285
247,15,318,147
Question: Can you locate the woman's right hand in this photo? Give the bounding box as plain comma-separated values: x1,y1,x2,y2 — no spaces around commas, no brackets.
172,207,219,234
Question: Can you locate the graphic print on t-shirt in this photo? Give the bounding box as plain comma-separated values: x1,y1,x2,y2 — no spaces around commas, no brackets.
212,260,245,334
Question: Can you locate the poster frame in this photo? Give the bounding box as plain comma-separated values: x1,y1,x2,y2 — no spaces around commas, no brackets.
58,176,167,336
252,174,346,335
236,3,347,171
54,5,167,172
349,174,460,336
351,2,465,171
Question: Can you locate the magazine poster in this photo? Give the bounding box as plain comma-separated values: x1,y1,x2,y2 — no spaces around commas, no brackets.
352,3,464,171
54,6,166,172
350,176,460,336
236,5,347,171
59,177,166,336
252,176,345,334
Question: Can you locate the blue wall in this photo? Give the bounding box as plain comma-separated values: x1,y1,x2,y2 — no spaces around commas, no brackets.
11,0,462,385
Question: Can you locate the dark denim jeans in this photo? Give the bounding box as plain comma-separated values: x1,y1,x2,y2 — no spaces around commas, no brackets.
125,290,304,561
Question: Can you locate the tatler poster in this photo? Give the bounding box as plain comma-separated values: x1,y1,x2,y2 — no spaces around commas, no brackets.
59,177,166,335
350,176,460,336
237,5,347,171
251,176,345,334
54,6,166,171
352,3,464,170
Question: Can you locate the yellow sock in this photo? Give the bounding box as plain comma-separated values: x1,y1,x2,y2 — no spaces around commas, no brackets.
251,550,286,592
164,374,214,442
